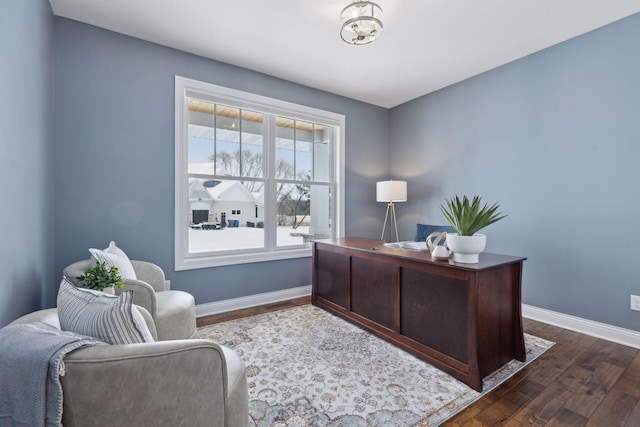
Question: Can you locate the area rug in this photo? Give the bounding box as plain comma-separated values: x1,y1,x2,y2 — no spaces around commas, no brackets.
197,305,553,426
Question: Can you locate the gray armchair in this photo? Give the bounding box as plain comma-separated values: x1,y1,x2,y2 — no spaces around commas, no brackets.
64,259,196,341
11,309,248,427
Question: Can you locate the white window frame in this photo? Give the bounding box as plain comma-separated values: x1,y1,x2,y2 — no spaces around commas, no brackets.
174,76,345,270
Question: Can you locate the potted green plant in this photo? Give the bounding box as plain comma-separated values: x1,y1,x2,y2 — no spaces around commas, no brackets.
440,195,506,263
77,262,125,295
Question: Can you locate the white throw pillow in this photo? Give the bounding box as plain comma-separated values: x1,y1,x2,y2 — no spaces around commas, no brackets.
89,241,137,279
57,278,154,344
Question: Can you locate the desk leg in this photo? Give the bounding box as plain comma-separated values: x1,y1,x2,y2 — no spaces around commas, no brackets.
513,263,526,362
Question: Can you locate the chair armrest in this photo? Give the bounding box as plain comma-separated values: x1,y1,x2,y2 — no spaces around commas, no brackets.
62,260,92,287
10,308,60,328
131,260,166,292
61,340,248,427
119,279,158,319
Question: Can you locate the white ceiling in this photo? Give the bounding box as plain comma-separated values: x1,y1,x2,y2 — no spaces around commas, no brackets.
49,0,640,108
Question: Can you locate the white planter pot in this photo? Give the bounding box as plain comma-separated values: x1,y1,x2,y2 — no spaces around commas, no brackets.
446,233,486,264
101,286,115,295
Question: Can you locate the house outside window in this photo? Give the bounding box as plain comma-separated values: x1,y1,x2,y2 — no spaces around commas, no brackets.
175,77,345,270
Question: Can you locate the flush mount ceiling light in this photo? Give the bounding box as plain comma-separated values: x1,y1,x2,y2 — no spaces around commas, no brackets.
340,0,383,45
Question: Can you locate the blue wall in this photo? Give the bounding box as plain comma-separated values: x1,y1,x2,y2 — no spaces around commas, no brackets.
53,18,388,308
0,0,55,326
390,13,640,331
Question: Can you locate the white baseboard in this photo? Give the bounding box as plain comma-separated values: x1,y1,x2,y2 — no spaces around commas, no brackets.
195,285,312,318
195,290,640,349
523,304,640,349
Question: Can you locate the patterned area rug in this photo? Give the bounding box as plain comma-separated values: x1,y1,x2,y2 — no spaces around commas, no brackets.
197,305,553,426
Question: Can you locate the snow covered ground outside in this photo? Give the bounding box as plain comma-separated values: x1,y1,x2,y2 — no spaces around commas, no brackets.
189,225,311,252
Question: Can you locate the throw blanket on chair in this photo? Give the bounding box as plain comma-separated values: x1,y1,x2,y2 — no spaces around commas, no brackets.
0,322,104,427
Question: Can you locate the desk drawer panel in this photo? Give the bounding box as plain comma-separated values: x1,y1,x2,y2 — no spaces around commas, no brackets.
315,249,350,309
351,257,398,330
400,268,468,362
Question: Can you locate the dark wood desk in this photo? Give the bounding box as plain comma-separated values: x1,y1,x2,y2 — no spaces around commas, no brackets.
311,237,526,391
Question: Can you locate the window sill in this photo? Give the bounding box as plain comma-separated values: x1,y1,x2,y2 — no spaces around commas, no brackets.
175,247,312,270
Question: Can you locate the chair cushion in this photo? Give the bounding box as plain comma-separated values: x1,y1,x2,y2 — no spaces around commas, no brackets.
89,241,137,279
57,278,154,344
154,291,196,340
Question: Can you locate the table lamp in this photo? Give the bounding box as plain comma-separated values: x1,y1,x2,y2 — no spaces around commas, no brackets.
376,180,407,242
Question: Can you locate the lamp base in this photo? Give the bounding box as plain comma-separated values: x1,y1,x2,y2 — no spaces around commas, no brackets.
380,202,399,242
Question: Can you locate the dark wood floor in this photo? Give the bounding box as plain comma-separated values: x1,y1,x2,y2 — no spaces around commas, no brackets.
197,297,640,427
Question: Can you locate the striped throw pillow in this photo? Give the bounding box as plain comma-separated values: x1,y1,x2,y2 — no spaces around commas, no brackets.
57,278,154,344
89,241,137,279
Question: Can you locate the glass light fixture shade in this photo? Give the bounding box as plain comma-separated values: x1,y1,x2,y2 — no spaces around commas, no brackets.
340,1,383,45
376,180,407,202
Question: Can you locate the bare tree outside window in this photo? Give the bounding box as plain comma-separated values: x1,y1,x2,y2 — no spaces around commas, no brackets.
209,149,308,216
278,181,310,229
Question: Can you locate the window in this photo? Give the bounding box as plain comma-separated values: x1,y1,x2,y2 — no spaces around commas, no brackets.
175,77,345,270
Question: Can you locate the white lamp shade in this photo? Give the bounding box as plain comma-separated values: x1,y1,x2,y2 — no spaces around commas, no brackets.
376,180,407,202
